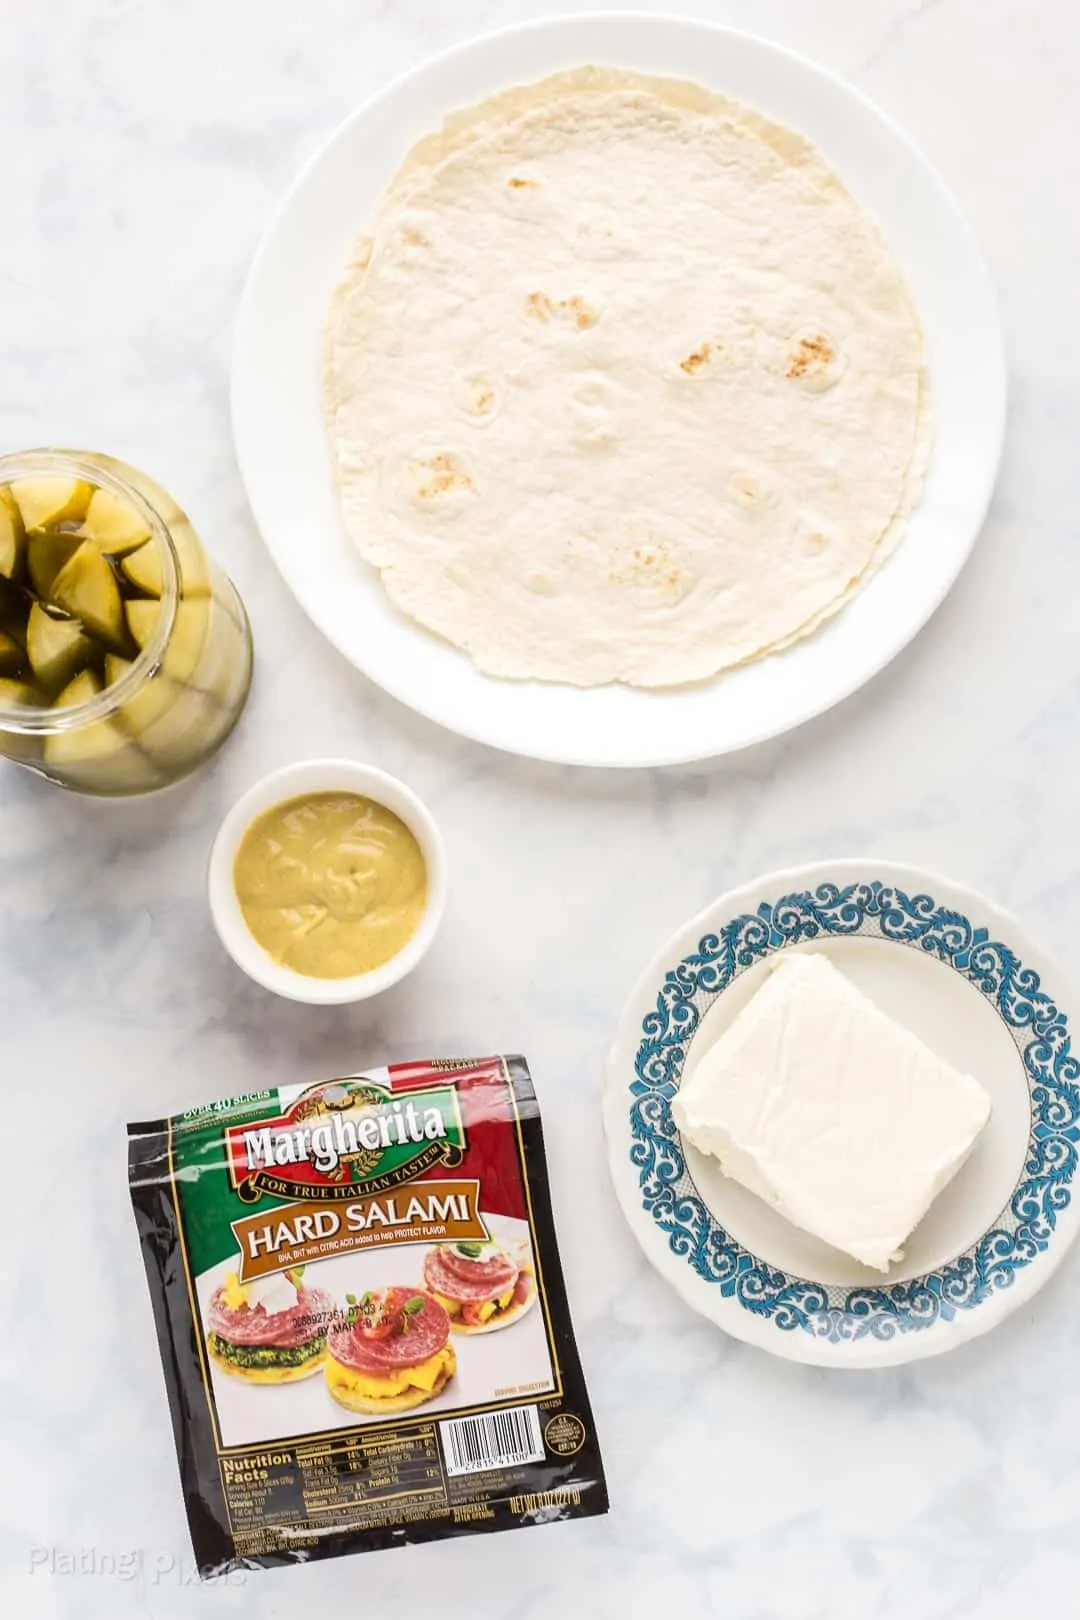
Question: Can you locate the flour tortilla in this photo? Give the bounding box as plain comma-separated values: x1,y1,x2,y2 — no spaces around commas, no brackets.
325,68,929,688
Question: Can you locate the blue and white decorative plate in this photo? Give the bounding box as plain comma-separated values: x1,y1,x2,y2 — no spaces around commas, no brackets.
604,861,1080,1367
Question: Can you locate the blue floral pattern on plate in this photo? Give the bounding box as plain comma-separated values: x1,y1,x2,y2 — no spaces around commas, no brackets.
630,880,1079,1342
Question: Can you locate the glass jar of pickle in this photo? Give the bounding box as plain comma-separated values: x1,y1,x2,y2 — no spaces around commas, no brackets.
0,449,253,795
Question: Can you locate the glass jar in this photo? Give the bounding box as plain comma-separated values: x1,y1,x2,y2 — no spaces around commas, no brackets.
0,448,253,795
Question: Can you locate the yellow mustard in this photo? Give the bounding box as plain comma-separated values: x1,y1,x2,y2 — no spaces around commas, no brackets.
233,792,427,979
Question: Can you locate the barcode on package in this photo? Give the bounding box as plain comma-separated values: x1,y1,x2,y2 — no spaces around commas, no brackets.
440,1404,545,1477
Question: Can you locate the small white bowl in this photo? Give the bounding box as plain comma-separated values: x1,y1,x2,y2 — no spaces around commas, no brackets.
208,758,447,1004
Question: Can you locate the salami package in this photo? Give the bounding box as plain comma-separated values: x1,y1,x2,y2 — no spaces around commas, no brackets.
128,1055,607,1575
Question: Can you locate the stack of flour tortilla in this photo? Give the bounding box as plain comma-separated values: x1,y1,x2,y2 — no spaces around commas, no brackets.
324,67,929,689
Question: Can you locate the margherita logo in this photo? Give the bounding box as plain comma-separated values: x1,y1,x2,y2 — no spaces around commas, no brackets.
225,1079,466,1204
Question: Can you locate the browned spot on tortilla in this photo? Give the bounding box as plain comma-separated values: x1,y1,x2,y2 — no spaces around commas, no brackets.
787,333,833,379
680,343,711,375
415,453,473,500
508,176,539,189
400,224,430,247
454,370,501,423
611,539,685,594
526,291,598,329
525,291,555,321
565,295,598,329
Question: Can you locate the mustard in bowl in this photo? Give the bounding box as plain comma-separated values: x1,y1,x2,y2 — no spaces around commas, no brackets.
209,760,447,1003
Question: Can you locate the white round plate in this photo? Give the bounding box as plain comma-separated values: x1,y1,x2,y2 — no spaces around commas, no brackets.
233,15,1005,768
604,861,1079,1367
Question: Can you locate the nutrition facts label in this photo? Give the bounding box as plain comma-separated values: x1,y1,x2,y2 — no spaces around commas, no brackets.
221,1409,577,1558
223,1428,447,1542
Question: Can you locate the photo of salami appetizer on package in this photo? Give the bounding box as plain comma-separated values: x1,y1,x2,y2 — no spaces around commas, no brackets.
127,1055,607,1574
424,1237,536,1333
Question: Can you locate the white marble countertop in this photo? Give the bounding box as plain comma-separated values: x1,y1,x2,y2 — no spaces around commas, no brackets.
2,1,1079,1616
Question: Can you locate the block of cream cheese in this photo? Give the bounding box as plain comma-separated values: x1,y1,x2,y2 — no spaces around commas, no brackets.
672,953,992,1271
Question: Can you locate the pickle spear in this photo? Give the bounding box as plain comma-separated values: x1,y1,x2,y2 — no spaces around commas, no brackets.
46,670,122,762
121,526,210,597
79,487,152,557
45,667,152,789
105,652,179,737
26,602,94,691
51,543,127,650
120,542,163,597
51,667,102,708
10,476,92,530
106,650,218,765
0,629,23,676
27,530,83,599
0,677,39,708
103,653,129,688
126,596,209,685
0,677,43,761
0,488,25,579
125,597,162,651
